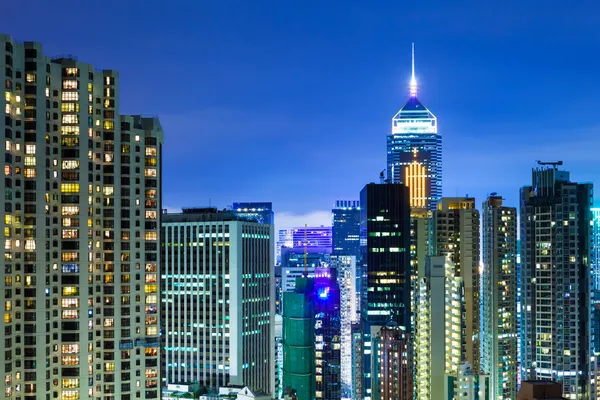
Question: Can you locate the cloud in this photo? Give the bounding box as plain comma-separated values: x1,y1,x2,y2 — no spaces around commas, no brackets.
275,210,332,234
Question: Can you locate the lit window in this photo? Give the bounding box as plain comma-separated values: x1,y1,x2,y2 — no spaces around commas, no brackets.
62,160,80,170
62,286,79,296
4,215,11,225
4,92,9,101
4,240,10,250
144,168,156,177
103,318,114,328
62,230,79,239
145,263,157,272
61,92,79,101
61,252,79,262
62,378,80,389
25,144,36,155
145,190,157,199
5,141,10,151
62,115,79,124
61,184,80,193
5,301,11,311
104,362,115,372
61,126,80,135
61,356,80,366
62,310,79,320
24,156,36,166
23,168,36,178
4,166,11,176
145,295,157,304
145,148,156,156
4,104,10,114
61,206,80,216
25,74,36,83
145,274,157,283
135,135,140,142
61,298,80,308
145,211,157,219
65,68,79,77
24,240,35,250
103,186,114,196
61,103,80,112
103,121,114,130
61,344,80,354
4,313,11,323
145,326,158,336
144,285,157,294
145,232,157,241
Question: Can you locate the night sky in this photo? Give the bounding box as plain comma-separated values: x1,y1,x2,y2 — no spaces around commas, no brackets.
3,1,600,230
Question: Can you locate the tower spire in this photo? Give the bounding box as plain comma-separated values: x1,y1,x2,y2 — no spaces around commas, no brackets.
410,42,417,98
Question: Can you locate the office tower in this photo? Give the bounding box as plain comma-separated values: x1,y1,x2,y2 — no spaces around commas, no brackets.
332,200,361,258
593,206,600,291
276,229,294,264
520,164,593,398
516,239,522,387
280,247,331,293
161,208,274,394
360,183,411,400
517,381,568,400
0,34,163,400
314,267,341,400
275,315,283,399
351,324,364,400
386,44,441,211
415,256,462,400
282,277,316,400
331,255,357,398
593,206,600,399
232,202,274,225
480,195,518,399
372,324,412,400
433,197,481,372
449,363,492,400
291,226,332,249
408,208,431,339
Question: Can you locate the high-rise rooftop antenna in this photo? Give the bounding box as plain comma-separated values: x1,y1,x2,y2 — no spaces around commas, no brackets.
410,42,417,98
303,224,308,277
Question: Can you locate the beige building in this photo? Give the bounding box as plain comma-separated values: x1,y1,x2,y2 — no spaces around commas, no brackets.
0,34,163,399
433,197,481,372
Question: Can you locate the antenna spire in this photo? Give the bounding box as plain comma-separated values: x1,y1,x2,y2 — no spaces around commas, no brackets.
410,42,417,98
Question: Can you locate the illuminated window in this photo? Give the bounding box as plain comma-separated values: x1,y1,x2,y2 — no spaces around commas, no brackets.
65,68,79,77
4,301,11,311
24,240,35,250
4,313,11,323
62,286,79,296
145,148,156,156
145,263,157,272
61,356,80,366
62,218,79,227
61,298,79,308
4,91,9,101
25,144,36,155
62,230,79,239
144,168,156,177
61,92,79,101
144,285,157,294
23,168,36,178
145,295,157,304
87,83,92,92
103,186,114,196
25,74,36,83
4,165,11,176
145,316,157,326
4,104,10,114
104,362,115,372
145,274,157,283
62,115,79,124
4,240,10,250
5,140,10,151
62,378,80,389
104,275,114,284
103,318,114,328
145,369,158,378
61,344,80,354
61,184,80,193
145,189,157,199
61,126,80,135
61,252,79,262
145,326,158,336
24,156,36,166
145,157,157,166
62,80,78,89
61,103,80,112
145,232,157,241
145,211,157,219
62,160,80,170
62,310,79,319
103,121,114,130
61,206,80,216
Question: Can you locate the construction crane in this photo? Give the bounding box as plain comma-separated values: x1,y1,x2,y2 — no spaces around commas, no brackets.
536,160,563,168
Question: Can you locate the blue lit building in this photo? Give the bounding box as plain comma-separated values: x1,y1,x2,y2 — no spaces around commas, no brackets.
232,202,274,225
386,45,441,211
332,200,361,259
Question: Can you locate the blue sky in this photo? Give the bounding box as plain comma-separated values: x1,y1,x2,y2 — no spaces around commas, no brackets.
3,0,600,229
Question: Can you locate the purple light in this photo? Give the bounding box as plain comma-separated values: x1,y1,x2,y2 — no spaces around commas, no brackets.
318,287,330,299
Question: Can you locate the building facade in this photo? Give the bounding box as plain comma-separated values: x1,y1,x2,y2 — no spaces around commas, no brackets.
480,195,518,399
415,256,462,400
232,202,274,225
386,45,441,211
372,324,412,400
520,165,593,398
448,363,491,400
433,197,481,373
0,34,163,400
360,183,411,400
332,200,361,258
161,208,274,394
280,247,331,293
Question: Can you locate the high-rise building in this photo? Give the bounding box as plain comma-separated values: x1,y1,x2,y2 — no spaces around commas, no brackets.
0,34,163,400
280,247,331,293
415,256,462,400
433,197,481,373
277,226,332,265
314,267,341,400
449,362,492,400
592,206,600,399
517,381,568,400
332,200,360,258
372,324,412,400
232,202,274,225
359,183,411,400
161,208,274,394
386,44,441,211
481,195,518,400
331,255,358,399
282,276,316,400
520,164,593,398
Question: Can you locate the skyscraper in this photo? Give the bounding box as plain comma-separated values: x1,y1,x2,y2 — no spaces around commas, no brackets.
372,324,412,400
520,164,593,398
332,200,360,258
433,197,481,373
386,44,441,211
360,183,411,400
0,34,163,400
481,195,518,400
161,208,274,394
232,202,274,225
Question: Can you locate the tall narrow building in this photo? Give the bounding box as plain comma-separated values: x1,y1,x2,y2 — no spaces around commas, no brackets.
0,34,163,400
359,183,411,400
386,44,441,211
481,195,518,399
433,197,481,373
520,164,593,398
161,208,274,394
332,200,361,259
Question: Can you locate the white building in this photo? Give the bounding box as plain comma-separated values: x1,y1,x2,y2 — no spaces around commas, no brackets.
0,34,163,399
161,209,274,395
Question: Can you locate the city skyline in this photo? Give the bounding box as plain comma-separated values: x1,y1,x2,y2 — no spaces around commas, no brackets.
2,1,600,231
